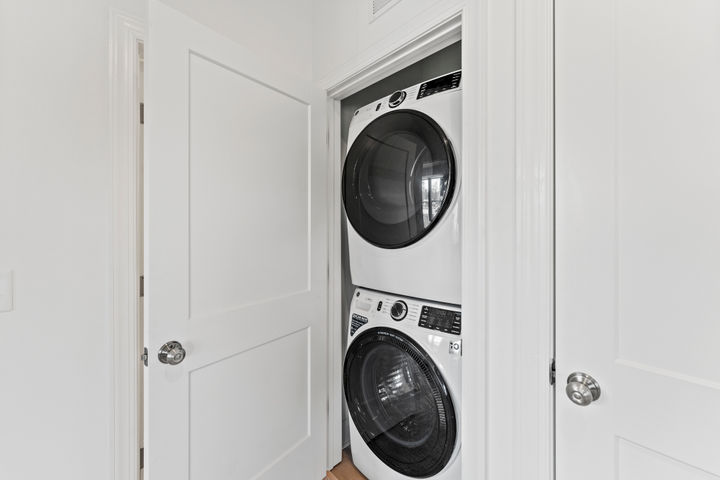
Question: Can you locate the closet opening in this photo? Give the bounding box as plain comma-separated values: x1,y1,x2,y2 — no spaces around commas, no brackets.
329,39,464,480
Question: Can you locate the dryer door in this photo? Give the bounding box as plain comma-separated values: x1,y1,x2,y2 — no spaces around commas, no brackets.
342,110,456,249
344,327,457,478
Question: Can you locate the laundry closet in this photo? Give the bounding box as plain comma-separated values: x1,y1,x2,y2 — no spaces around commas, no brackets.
338,42,463,479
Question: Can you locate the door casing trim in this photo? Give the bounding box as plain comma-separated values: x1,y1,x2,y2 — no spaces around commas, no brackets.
512,0,555,476
110,10,144,480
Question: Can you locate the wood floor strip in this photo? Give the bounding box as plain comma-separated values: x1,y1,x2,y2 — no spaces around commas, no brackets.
326,449,367,480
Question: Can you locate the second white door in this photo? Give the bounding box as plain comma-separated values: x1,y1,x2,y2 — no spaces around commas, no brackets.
556,0,720,477
144,2,328,479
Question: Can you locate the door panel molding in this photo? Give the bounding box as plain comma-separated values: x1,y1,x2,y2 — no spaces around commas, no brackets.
187,52,312,317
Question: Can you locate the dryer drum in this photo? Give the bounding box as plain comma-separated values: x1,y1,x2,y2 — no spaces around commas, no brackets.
344,327,457,478
342,110,456,249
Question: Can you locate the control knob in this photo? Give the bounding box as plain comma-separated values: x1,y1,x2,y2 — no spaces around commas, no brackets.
390,301,408,321
388,90,407,108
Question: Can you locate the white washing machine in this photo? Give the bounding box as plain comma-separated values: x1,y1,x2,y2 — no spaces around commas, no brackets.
343,71,462,305
344,288,461,480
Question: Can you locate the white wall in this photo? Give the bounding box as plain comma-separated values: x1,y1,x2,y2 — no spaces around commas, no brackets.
0,1,144,478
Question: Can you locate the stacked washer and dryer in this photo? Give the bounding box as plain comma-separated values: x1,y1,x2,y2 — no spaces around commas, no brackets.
342,70,463,479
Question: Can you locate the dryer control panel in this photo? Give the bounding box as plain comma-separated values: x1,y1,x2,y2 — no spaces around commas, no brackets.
417,71,462,100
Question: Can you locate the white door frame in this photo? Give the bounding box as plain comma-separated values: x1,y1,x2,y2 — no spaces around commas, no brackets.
110,10,144,480
322,0,555,478
511,0,554,476
110,0,555,477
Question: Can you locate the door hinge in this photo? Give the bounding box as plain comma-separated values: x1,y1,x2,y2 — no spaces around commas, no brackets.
549,358,556,386
139,275,144,297
141,347,149,367
140,102,144,125
139,447,144,470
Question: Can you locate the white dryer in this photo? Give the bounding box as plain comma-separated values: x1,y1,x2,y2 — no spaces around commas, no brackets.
343,71,462,305
344,288,461,480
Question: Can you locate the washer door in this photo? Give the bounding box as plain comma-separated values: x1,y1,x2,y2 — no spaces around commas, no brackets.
342,110,456,249
344,327,457,478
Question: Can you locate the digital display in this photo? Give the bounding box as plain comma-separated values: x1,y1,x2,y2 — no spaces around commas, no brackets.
428,309,454,328
418,306,461,335
417,71,462,100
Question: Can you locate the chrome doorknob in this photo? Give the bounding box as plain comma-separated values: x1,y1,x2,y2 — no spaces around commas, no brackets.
565,372,601,406
158,341,186,365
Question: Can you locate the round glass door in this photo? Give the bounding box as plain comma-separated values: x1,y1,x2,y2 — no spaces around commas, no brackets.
343,328,457,478
342,110,456,249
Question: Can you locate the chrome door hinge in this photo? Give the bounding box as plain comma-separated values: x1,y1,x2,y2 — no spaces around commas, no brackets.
549,358,556,386
139,275,144,297
141,347,149,367
139,447,144,470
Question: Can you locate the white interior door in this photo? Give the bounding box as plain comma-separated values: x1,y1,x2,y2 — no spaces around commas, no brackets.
144,2,328,479
556,0,720,477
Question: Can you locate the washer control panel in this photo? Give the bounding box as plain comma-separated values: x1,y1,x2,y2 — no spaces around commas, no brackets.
349,288,461,337
419,305,461,335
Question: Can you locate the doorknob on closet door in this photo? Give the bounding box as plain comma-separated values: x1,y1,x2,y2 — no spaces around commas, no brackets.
565,372,601,406
158,341,186,365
